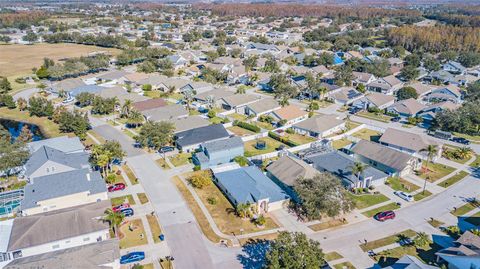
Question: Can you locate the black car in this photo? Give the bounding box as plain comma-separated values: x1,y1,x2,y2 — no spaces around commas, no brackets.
391,117,401,122
451,137,471,145
159,146,175,153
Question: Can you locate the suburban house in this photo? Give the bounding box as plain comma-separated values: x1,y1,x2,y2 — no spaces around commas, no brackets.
428,85,463,104
175,124,230,152
244,98,281,118
418,101,461,124
3,240,119,269
266,155,318,200
0,201,111,267
193,137,244,169
407,82,435,98
379,128,442,159
367,75,403,95
351,140,421,177
304,150,388,189
141,104,189,122
166,55,188,70
387,98,426,117
132,98,167,112
20,169,108,216
436,230,480,268
50,78,86,94
220,94,260,113
212,164,289,213
327,87,364,105
352,71,376,86
245,43,281,56
353,92,395,110
171,116,210,133
194,88,235,108
268,105,308,126
385,255,438,269
28,136,85,154
443,61,466,75
23,146,90,180
292,114,345,138
96,70,129,84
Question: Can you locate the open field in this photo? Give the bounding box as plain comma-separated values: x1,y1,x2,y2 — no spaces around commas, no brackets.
0,43,120,77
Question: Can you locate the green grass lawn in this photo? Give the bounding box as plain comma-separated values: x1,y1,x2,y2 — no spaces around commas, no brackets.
111,195,136,206
438,171,469,188
470,155,480,167
347,192,390,209
418,162,455,182
254,121,275,130
244,137,287,157
156,158,171,170
209,117,224,124
414,190,432,201
122,164,138,185
146,215,162,243
284,133,316,145
373,244,443,268
333,262,355,269
386,177,420,192
351,128,382,142
451,200,480,216
357,111,392,123
228,113,247,121
360,229,417,251
168,153,192,167
346,120,362,131
332,138,353,149
465,211,480,226
362,202,401,218
227,126,255,136
325,252,343,262
428,218,445,228
308,219,347,231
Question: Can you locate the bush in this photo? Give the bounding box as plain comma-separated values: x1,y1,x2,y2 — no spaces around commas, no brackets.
286,128,294,134
106,174,117,184
254,215,266,226
207,110,216,118
234,120,261,133
233,156,249,166
207,196,217,205
268,131,299,147
193,165,201,171
189,171,212,189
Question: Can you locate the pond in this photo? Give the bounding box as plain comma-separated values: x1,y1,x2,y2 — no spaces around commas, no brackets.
0,119,44,141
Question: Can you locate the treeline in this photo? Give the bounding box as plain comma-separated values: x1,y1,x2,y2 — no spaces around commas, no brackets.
427,13,480,27
43,32,128,49
36,55,110,80
197,4,420,19
116,47,172,66
0,11,46,29
387,25,480,53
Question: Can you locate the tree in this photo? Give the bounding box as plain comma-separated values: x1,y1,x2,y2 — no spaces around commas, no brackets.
243,56,258,73
103,208,125,237
233,156,249,166
0,94,16,109
396,86,418,100
75,92,95,107
308,101,319,111
22,31,38,43
456,147,473,160
423,55,441,72
91,141,125,176
265,231,325,269
0,77,12,93
268,74,297,103
120,99,133,118
458,52,480,68
135,121,175,150
142,84,152,91
420,145,438,194
216,46,227,57
126,110,144,128
350,162,367,187
413,232,430,249
400,65,419,81
188,171,212,189
335,66,354,86
36,66,49,79
16,97,27,111
235,203,251,218
57,110,91,139
28,96,54,117
293,173,354,220
0,128,30,180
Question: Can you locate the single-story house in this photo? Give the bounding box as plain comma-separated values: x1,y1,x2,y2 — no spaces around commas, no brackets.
28,136,84,154
379,128,442,159
194,88,235,108
193,137,244,169
418,101,461,124
351,140,421,177
352,92,395,110
175,124,230,152
292,114,345,138
244,98,280,118
268,105,308,126
212,165,289,213
406,82,435,98
385,255,438,269
132,98,167,112
142,104,189,122
50,78,86,94
387,98,426,117
352,71,376,86
328,87,364,105
171,116,210,133
367,75,403,95
220,94,260,113
443,61,466,75
428,85,463,104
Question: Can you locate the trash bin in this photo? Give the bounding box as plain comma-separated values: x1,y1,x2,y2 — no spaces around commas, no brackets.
159,234,165,241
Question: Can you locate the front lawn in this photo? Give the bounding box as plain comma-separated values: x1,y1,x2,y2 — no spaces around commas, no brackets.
356,111,392,123
333,262,355,269
209,116,224,124
284,133,316,145
137,193,149,204
168,153,192,167
347,192,390,209
332,138,352,149
451,200,480,216
146,215,162,243
229,113,248,121
254,121,275,130
386,177,420,192
156,158,171,170
244,137,287,157
418,162,455,182
308,219,347,231
325,252,343,262
360,229,417,251
119,219,148,249
438,171,469,188
362,202,401,218
414,190,432,201
351,128,382,142
228,126,255,136
111,195,136,207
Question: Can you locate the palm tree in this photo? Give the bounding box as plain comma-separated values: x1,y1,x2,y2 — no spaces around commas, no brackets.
456,147,473,160
184,90,194,111
120,99,133,118
205,95,215,109
104,208,125,237
413,232,430,249
350,162,367,188
420,144,438,194
16,97,27,111
316,86,328,101
235,203,251,219
126,110,144,128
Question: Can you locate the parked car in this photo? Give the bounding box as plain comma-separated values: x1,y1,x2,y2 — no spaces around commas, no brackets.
108,183,126,192
394,191,414,202
374,210,396,221
399,237,413,246
451,137,471,145
120,208,134,217
159,146,175,153
112,203,130,212
391,117,401,122
120,252,145,264
349,107,361,115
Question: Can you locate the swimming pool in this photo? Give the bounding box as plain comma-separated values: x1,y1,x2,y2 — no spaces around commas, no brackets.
0,190,23,217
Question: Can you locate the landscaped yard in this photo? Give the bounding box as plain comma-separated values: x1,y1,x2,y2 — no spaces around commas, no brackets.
228,113,248,121
168,153,192,167
156,158,171,170
414,190,432,201
451,200,480,216
137,193,149,204
333,262,356,269
284,133,316,145
351,128,382,142
254,121,275,130
209,116,224,124
362,203,401,218
347,192,390,209
373,243,443,268
308,219,347,231
470,155,480,167
386,177,420,192
192,175,279,235
418,162,455,182
360,229,417,251
111,195,136,207
122,164,138,185
438,171,469,188
228,126,255,136
325,251,343,262
244,137,287,157
356,111,392,123
332,138,352,149
147,215,162,243
119,219,148,249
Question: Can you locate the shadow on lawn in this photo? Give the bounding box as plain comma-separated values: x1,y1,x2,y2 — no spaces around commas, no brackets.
237,239,270,269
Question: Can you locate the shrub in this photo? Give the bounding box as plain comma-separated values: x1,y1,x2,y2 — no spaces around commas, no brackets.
234,120,261,133
233,156,249,166
193,165,201,171
207,110,216,118
189,171,212,189
106,174,117,184
268,131,299,147
207,196,217,205
286,128,294,134
254,215,266,226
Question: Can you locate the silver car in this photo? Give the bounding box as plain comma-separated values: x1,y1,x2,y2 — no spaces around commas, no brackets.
394,191,414,202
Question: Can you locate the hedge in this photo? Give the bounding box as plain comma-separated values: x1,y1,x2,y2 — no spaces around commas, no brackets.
234,120,261,133
268,131,299,147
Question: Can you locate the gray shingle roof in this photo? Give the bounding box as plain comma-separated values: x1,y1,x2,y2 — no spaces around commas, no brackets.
24,146,90,177
266,155,318,186
293,114,344,134
142,104,188,122
28,136,84,154
202,136,244,153
175,124,230,148
246,98,280,114
21,169,107,210
352,140,413,171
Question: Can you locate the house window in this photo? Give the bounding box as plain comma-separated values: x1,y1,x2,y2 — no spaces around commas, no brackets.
83,237,90,242
46,168,50,173
12,251,22,259
52,244,60,249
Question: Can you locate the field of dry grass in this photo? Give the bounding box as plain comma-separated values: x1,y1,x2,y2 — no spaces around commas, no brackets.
0,43,120,77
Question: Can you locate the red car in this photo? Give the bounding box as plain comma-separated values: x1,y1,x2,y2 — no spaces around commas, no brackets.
108,183,126,192
112,203,130,212
374,210,396,221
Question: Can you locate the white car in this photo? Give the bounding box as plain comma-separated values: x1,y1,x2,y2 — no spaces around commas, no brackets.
394,191,414,202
